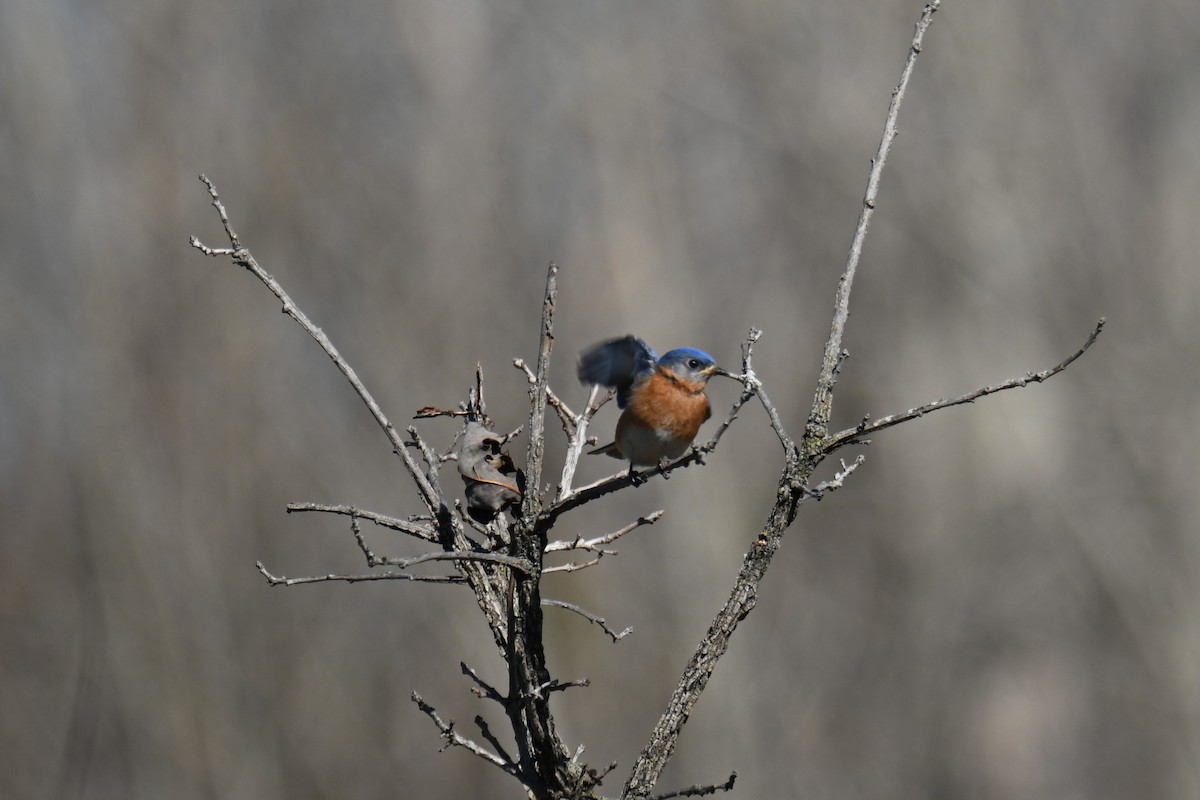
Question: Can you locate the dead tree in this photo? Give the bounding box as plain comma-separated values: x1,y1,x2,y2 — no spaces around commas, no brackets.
191,3,1102,798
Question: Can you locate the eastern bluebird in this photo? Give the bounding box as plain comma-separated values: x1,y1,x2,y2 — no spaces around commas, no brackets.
577,335,725,468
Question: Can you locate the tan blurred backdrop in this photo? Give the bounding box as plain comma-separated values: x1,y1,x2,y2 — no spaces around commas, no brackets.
2,0,1198,797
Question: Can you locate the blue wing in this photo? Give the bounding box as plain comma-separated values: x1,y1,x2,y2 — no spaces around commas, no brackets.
576,335,658,408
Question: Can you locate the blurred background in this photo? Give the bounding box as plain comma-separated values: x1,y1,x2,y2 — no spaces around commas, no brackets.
2,0,1198,797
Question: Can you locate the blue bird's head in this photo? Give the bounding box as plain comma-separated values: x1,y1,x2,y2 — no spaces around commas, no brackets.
657,347,724,383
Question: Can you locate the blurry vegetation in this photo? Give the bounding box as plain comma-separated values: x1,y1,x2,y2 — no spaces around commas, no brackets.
2,1,1199,798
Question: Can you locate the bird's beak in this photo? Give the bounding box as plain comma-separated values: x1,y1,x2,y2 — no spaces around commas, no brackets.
704,365,732,378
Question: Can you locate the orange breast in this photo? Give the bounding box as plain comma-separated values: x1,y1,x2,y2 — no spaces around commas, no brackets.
626,369,711,441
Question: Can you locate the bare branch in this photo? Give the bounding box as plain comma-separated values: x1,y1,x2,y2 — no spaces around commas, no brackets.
411,692,525,782
646,772,738,800
413,406,472,420
407,425,446,493
188,175,243,251
504,262,585,796
545,510,665,554
530,677,591,698
742,331,789,446
349,516,377,565
286,501,438,543
544,446,705,520
475,715,518,768
715,329,792,452
461,661,507,706
191,175,443,515
255,561,465,587
256,545,528,589
519,263,558,520
591,762,619,783
542,555,606,574
557,384,605,500
514,356,579,436
193,177,521,652
822,318,1107,454
805,2,943,448
373,550,534,574
802,456,865,499
623,6,945,797
543,598,633,642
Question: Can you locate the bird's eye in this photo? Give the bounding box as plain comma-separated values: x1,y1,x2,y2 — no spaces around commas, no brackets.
687,358,701,369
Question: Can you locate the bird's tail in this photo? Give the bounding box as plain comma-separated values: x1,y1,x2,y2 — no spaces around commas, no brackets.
587,442,624,459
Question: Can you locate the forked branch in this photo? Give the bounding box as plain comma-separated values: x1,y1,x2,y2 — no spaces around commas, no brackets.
821,317,1106,455
805,1,945,451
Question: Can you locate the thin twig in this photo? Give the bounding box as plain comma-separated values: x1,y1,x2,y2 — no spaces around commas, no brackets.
461,661,507,706
545,510,665,554
286,502,438,543
715,329,792,453
591,762,619,783
514,357,578,435
529,677,591,698
350,516,376,565
802,456,865,499
739,330,791,448
646,772,738,800
411,693,525,781
440,427,467,463
822,318,1107,454
475,715,517,768
407,425,446,496
256,561,465,586
542,556,606,574
557,384,604,500
372,550,534,574
543,598,633,642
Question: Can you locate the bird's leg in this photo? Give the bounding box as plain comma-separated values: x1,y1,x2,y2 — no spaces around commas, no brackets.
628,462,647,486
657,456,673,479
